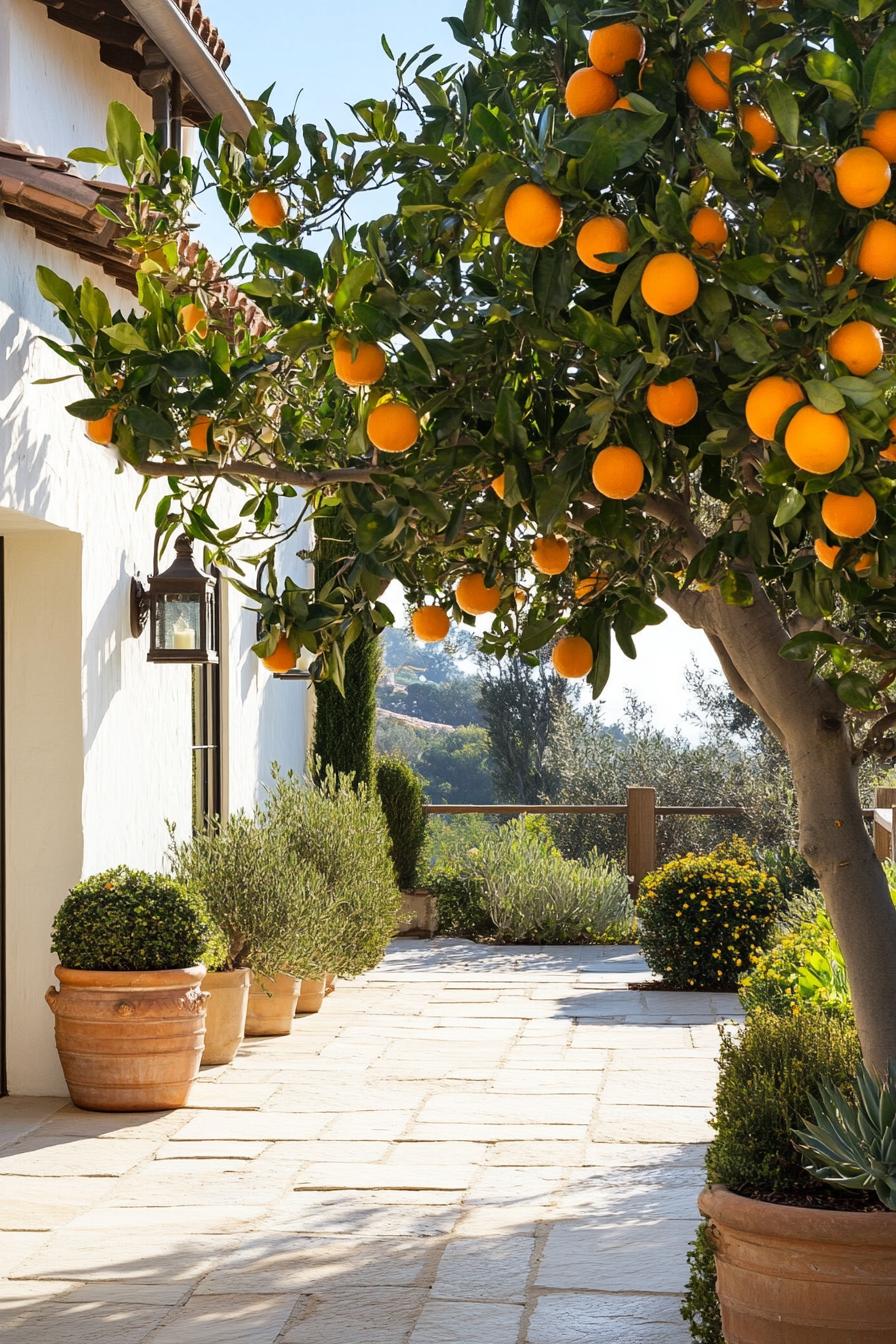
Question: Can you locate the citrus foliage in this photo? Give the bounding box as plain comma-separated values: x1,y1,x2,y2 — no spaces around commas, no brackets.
35,1,896,721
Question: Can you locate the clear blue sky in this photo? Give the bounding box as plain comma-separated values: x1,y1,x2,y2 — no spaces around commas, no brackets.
202,1,716,731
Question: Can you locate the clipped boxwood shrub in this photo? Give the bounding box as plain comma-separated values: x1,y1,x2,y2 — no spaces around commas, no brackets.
376,755,427,890
430,866,493,939
681,1220,723,1344
52,866,217,971
637,840,784,990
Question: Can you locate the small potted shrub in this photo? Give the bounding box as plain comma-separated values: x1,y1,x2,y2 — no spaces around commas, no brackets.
170,810,319,1040
376,755,434,936
638,838,783,990
46,867,216,1111
266,767,401,1005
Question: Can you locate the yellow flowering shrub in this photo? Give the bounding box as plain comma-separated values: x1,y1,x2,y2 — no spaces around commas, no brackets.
739,911,851,1019
637,841,783,991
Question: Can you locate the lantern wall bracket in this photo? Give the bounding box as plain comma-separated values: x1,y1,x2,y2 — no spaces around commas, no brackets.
130,576,150,639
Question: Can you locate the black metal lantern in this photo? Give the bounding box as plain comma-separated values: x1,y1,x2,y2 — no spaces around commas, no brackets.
131,533,218,664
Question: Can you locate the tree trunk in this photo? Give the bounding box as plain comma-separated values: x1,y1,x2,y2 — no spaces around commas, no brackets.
665,580,896,1074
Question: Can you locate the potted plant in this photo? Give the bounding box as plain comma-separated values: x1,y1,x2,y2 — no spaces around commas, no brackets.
169,810,318,1041
376,756,435,937
265,766,401,1007
46,867,217,1111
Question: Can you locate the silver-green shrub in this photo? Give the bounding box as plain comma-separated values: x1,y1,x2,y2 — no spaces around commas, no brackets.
471,817,632,944
168,810,326,979
265,766,401,978
795,1062,896,1210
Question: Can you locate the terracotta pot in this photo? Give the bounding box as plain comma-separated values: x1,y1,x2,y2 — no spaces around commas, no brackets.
700,1184,896,1342
201,968,250,1066
245,973,300,1036
296,976,326,1014
325,973,336,995
46,964,207,1112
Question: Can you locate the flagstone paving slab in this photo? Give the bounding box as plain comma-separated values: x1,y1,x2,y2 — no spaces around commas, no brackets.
0,938,741,1342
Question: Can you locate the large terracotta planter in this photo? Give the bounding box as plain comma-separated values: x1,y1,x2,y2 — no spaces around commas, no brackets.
46,964,207,1112
296,976,326,1014
201,968,250,1065
700,1183,896,1342
245,972,300,1036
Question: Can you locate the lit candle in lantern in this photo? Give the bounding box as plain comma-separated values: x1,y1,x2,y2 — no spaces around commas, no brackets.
172,615,196,650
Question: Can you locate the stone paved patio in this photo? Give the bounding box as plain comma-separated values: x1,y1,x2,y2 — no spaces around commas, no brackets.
0,940,740,1342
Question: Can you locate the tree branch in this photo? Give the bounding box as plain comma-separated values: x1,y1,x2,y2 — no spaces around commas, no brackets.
134,458,375,489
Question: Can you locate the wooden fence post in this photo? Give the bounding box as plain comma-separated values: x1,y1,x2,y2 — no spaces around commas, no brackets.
627,786,657,897
874,786,896,861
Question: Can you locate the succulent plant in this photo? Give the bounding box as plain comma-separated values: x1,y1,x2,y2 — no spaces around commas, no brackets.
794,1062,896,1210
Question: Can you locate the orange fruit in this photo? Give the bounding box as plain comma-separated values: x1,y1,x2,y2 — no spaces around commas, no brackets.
881,415,896,462
332,335,386,386
857,219,896,280
821,489,877,539
588,23,645,76
689,206,728,259
739,105,777,154
828,320,884,375
367,401,420,453
640,253,700,315
592,445,645,499
686,50,732,112
814,539,842,569
491,472,506,499
455,572,501,616
552,635,594,679
411,606,451,642
504,183,564,248
784,407,850,474
745,376,803,441
179,302,208,337
834,146,891,208
863,110,896,164
263,636,297,674
853,552,874,574
576,216,629,273
825,262,846,286
248,189,286,228
646,377,698,427
613,96,634,110
514,587,528,605
532,535,572,575
565,67,617,118
575,572,609,600
86,409,117,445
189,415,214,454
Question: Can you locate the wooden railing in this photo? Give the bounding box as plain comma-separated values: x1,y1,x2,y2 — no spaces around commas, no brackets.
424,787,747,894
425,786,896,895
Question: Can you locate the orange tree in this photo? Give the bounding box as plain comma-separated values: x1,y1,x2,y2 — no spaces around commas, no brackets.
37,1,896,1068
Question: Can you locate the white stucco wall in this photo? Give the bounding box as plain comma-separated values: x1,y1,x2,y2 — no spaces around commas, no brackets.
1,1,310,1094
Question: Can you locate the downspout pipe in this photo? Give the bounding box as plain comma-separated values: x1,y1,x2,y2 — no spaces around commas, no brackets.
121,0,254,138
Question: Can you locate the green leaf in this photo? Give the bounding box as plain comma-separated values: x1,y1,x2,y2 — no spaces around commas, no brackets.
779,630,839,661
253,243,323,284
123,406,176,442
570,307,637,357
102,322,148,353
105,100,143,173
833,376,882,408
66,397,115,420
79,277,112,333
804,380,846,413
612,255,649,325
806,51,859,105
719,570,754,607
533,246,574,318
766,80,799,143
278,321,324,357
865,27,896,107
773,488,806,527
332,259,377,316
836,671,877,710
729,320,772,363
696,137,739,183
35,266,76,317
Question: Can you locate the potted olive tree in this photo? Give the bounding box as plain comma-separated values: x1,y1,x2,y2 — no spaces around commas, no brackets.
46,867,218,1110
266,766,401,1009
169,809,320,1042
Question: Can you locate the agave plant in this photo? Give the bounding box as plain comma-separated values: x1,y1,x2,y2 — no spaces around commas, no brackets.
793,1063,896,1211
